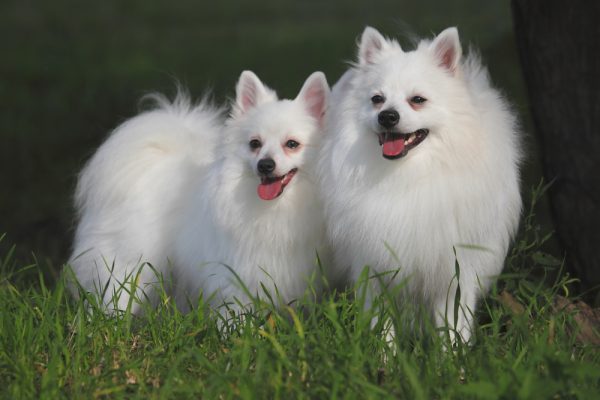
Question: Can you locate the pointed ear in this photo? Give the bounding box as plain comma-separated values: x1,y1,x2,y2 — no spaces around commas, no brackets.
233,70,274,117
358,26,389,65
296,71,329,126
430,27,462,74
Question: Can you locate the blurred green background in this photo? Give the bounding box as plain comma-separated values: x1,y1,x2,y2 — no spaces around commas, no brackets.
0,0,541,279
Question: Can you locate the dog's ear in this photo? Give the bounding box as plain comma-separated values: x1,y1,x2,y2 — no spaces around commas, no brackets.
296,71,329,127
233,71,276,118
430,27,462,75
358,26,389,65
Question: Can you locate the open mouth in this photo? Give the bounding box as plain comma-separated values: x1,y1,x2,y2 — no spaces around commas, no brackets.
377,129,429,160
257,168,298,201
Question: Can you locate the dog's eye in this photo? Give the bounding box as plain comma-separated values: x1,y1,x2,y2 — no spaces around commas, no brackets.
410,96,427,104
285,140,300,149
249,139,262,150
371,95,385,104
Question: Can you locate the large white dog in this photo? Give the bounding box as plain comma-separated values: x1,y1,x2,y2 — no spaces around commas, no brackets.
319,27,522,343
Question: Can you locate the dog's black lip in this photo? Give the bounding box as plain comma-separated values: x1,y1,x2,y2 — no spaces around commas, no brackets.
378,128,429,159
259,168,298,184
260,175,282,184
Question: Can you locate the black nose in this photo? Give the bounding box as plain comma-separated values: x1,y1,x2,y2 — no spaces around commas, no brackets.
257,158,276,175
378,109,400,129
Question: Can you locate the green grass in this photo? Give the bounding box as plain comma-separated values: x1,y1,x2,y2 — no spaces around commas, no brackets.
1,183,599,399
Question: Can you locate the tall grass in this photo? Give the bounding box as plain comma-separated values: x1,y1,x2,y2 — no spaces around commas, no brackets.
1,184,599,399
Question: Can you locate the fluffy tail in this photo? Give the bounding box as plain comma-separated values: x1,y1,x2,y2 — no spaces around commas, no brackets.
74,92,224,216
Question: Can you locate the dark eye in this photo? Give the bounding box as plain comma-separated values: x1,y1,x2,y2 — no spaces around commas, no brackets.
249,139,262,150
410,96,427,104
286,140,300,149
371,94,385,104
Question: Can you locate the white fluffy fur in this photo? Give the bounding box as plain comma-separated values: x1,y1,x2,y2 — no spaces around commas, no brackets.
68,71,330,316
318,27,522,343
174,71,330,312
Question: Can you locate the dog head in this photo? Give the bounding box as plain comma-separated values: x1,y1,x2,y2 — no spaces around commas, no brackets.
228,71,329,200
350,26,467,160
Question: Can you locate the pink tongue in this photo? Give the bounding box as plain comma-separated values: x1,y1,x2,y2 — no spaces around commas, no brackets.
257,180,283,201
382,136,405,157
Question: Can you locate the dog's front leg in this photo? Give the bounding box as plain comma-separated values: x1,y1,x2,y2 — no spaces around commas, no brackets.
433,283,476,346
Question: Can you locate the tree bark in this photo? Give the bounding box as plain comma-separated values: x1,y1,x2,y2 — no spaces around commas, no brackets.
512,1,600,297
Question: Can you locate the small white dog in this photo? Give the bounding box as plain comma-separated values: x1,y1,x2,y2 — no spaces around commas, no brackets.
173,71,330,313
319,27,522,343
68,71,330,316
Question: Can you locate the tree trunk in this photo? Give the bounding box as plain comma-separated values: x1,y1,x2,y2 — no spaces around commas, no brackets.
512,1,600,298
